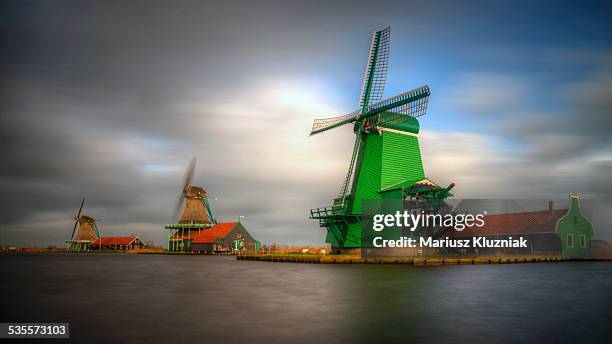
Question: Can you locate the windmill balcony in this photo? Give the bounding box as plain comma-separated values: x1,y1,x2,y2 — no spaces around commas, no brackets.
310,204,349,225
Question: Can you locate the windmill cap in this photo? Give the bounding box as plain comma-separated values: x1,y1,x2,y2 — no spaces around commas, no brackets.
78,215,96,223
186,185,207,197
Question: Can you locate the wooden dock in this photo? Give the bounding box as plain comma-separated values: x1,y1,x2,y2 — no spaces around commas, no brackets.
237,255,575,265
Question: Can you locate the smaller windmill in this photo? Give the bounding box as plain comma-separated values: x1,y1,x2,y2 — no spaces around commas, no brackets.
66,197,101,251
165,157,217,252
173,157,216,224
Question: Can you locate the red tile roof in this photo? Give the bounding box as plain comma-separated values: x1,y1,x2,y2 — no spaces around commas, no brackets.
93,236,140,246
191,222,238,244
444,209,568,237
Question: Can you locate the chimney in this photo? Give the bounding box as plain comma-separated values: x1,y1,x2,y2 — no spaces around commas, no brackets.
548,201,554,212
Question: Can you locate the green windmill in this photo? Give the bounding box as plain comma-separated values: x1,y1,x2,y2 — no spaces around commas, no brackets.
309,27,454,252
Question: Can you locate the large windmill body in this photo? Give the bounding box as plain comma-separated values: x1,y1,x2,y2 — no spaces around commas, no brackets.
179,186,213,224
74,216,99,241
309,27,454,252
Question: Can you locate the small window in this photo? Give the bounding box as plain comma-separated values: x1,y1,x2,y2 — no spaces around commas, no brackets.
237,233,242,239
580,235,586,248
567,234,574,248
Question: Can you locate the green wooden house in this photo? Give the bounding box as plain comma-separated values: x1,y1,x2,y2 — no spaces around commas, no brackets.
442,194,595,257
556,194,594,256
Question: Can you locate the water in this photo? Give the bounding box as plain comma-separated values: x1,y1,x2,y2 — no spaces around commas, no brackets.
1,254,611,343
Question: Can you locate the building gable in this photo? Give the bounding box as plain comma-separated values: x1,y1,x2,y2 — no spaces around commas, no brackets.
229,222,259,244
556,194,594,256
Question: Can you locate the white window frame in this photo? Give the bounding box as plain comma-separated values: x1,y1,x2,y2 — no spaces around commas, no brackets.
579,234,586,248
567,234,574,248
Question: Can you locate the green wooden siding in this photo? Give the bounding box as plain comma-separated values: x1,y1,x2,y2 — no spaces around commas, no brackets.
336,128,426,248
325,230,340,247
350,130,425,215
556,196,594,256
381,131,425,189
351,133,383,215
344,222,362,247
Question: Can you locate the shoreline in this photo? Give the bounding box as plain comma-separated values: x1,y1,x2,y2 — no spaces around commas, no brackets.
237,254,612,265
3,251,611,266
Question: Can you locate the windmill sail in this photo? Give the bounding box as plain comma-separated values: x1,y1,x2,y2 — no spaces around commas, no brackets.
309,110,359,136
359,26,390,111
71,197,85,240
337,134,362,203
309,85,430,136
363,85,429,117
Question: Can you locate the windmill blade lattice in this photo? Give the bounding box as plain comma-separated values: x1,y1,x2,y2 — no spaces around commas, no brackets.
310,110,359,136
309,85,430,136
362,85,430,117
359,26,390,109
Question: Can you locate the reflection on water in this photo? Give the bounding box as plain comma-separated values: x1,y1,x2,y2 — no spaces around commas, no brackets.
1,254,611,343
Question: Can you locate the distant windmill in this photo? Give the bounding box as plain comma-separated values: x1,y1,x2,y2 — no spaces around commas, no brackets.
67,197,100,251
173,157,216,224
166,157,217,252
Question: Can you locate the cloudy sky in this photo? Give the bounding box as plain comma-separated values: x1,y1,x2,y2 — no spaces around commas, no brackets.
1,0,611,247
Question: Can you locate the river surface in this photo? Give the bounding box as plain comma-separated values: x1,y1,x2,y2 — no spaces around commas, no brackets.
1,253,611,343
